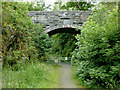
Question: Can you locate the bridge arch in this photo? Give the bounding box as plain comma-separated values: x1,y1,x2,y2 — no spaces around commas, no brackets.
44,25,80,36
29,11,90,36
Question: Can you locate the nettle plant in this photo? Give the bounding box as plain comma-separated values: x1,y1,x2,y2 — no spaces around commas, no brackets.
73,4,120,88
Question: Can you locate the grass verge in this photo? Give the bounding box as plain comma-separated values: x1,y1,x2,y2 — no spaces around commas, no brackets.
2,62,59,88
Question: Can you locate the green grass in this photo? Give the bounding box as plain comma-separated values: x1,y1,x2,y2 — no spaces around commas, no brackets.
2,62,59,88
0,71,2,89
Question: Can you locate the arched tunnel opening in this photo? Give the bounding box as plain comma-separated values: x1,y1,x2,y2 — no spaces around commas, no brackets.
46,27,80,57
47,27,80,36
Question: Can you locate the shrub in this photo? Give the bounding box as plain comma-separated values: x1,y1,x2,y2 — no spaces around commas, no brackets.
73,4,120,88
2,2,52,67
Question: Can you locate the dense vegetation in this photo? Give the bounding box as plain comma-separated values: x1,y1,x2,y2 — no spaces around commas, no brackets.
51,33,76,57
1,1,56,88
1,0,120,88
2,2,52,67
2,2,35,68
73,3,120,88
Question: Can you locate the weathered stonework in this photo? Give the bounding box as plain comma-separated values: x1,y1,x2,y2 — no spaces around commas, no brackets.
29,11,91,35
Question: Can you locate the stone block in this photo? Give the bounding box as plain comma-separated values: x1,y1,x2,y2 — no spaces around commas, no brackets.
28,11,90,35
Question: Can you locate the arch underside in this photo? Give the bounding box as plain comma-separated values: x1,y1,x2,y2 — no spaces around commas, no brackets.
45,27,80,36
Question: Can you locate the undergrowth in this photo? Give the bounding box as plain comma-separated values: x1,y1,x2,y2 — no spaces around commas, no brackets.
2,62,59,88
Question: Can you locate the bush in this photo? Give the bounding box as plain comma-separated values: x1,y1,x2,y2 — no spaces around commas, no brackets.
51,33,76,57
2,2,38,67
2,2,52,67
32,25,52,59
73,4,120,88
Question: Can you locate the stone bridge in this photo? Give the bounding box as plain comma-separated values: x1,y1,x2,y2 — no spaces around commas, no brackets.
29,11,91,35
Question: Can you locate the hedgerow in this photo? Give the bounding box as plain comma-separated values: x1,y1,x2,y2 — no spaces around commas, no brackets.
2,2,51,68
73,4,120,88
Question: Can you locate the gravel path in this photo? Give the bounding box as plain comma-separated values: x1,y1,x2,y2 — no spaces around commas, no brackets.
58,62,77,88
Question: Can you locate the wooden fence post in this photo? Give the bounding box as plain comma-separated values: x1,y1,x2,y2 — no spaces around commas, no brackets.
71,57,72,66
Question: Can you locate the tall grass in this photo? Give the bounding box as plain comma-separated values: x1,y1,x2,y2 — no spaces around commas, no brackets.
2,62,59,88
